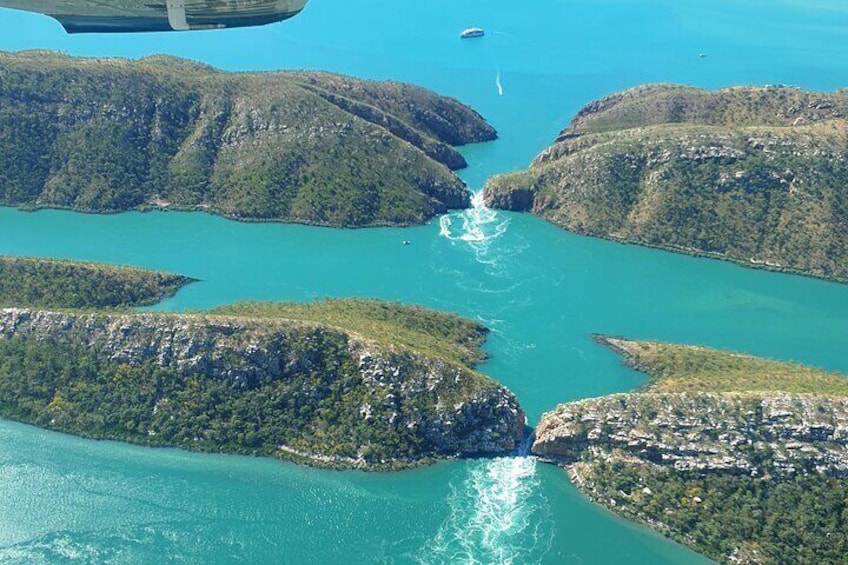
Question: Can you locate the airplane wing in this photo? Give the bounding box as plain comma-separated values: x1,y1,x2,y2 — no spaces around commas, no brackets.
0,0,309,33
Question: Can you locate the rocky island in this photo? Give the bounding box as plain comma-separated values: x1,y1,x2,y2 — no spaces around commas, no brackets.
0,50,497,227
0,299,525,470
485,84,848,283
533,336,848,564
0,255,195,308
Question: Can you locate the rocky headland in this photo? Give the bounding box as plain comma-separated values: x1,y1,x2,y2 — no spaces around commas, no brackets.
0,301,525,470
0,50,497,227
533,336,848,564
485,84,848,283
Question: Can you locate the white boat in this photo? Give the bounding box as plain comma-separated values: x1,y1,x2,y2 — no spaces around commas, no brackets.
460,27,485,39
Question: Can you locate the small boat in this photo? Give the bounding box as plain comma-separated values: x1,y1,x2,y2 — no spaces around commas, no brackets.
402,240,411,246
460,27,485,39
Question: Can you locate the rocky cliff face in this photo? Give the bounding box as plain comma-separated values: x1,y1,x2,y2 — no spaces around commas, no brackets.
533,392,848,478
0,51,498,227
0,308,524,468
356,348,525,456
484,84,848,283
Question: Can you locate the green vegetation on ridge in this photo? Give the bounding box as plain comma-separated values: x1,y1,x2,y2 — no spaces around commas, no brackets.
0,301,522,470
0,50,497,227
585,461,848,565
485,84,848,283
210,299,489,367
596,335,848,395
0,256,194,308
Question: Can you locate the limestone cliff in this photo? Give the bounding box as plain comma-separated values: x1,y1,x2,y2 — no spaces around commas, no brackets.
534,392,848,478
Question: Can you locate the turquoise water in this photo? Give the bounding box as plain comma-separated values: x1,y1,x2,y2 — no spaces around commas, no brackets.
1,0,848,562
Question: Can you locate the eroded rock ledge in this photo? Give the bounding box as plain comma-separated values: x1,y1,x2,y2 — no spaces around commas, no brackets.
0,307,524,470
533,392,848,478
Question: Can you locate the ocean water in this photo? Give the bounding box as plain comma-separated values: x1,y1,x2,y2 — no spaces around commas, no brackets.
1,1,848,563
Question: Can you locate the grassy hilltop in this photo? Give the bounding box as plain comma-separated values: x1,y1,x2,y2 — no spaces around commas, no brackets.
0,50,497,227
485,84,848,282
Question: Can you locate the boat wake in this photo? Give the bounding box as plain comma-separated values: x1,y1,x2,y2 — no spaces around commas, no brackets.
495,69,504,96
416,456,552,564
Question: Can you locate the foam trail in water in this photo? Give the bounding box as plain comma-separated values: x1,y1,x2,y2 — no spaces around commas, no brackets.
439,191,510,269
417,456,552,564
495,70,504,96
459,191,501,243
438,214,453,239
440,191,506,243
